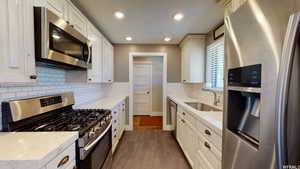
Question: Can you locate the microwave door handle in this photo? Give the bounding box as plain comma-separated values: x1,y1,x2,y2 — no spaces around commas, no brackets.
276,12,300,169
87,45,91,66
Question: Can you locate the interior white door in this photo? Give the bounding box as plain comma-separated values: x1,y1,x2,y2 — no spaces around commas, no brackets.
133,62,152,115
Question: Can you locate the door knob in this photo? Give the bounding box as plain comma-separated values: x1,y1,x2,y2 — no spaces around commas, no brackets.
146,91,150,94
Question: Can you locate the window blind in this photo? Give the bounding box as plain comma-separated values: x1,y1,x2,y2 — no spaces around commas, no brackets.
206,40,224,89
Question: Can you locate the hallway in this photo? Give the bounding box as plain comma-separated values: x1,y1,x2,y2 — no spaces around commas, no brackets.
112,131,191,169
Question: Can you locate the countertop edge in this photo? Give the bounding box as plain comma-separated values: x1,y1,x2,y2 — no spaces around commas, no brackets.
168,95,223,136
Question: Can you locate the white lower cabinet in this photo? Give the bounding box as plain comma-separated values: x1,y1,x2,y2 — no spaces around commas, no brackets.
176,105,222,169
112,100,126,153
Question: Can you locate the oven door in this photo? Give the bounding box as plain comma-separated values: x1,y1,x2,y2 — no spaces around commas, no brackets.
34,7,91,69
79,124,112,169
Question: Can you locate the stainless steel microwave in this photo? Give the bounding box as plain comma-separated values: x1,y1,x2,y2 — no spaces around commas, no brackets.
34,7,91,69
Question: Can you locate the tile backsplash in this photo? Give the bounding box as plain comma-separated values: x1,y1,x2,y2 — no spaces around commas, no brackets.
0,66,108,130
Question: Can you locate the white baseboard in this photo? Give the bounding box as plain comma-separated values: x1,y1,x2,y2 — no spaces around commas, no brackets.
150,112,163,116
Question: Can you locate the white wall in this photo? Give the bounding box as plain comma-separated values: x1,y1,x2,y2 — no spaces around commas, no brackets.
0,66,109,130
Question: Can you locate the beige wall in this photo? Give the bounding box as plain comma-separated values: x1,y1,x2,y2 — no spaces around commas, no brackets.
114,44,181,82
206,22,224,46
133,57,163,112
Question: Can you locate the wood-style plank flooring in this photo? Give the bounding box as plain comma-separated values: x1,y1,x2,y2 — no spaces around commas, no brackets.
112,131,191,169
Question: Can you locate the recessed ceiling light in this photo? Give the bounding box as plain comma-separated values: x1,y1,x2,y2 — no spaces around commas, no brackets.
114,11,125,19
164,37,171,42
126,36,132,41
173,13,184,21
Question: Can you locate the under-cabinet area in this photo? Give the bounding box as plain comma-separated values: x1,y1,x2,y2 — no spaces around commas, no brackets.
1,0,298,168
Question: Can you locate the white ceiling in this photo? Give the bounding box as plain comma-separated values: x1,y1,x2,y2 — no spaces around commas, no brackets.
72,0,224,44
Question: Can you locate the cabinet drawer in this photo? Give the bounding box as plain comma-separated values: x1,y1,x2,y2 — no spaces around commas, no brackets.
178,107,196,127
46,143,75,169
198,134,221,169
197,120,222,150
64,160,76,169
196,150,214,169
112,108,119,119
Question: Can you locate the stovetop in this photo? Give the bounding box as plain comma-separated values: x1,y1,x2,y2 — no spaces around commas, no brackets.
20,109,111,136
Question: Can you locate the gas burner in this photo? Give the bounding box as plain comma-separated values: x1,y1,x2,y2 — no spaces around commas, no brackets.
67,124,81,131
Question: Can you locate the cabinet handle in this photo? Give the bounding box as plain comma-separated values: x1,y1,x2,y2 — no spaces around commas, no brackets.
108,80,112,82
71,25,74,28
66,21,70,24
88,78,92,81
114,111,117,114
30,75,37,79
114,135,117,138
182,112,186,116
204,142,211,150
205,129,211,136
57,155,69,168
114,120,117,123
114,128,117,132
181,119,185,123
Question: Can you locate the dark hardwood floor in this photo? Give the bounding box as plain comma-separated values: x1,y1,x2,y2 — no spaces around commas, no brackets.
112,131,191,169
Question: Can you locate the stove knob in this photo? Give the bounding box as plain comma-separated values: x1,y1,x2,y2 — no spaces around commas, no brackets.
94,127,102,132
100,121,106,126
89,131,96,138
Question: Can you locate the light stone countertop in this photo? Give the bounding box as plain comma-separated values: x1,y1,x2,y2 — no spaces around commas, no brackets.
0,132,78,169
75,95,128,110
168,95,223,136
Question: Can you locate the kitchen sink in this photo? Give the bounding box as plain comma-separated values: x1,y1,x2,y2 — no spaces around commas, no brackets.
184,102,221,112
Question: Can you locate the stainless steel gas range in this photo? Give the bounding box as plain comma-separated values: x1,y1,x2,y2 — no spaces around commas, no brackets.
1,92,112,169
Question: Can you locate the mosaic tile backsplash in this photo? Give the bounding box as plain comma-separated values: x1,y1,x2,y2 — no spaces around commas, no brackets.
0,66,107,130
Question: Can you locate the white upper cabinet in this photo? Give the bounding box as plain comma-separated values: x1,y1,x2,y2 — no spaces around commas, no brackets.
46,0,68,20
0,0,36,83
180,35,206,83
67,2,87,37
87,24,103,83
102,38,114,83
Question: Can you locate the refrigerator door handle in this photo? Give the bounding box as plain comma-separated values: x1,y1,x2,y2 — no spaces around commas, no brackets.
276,12,300,169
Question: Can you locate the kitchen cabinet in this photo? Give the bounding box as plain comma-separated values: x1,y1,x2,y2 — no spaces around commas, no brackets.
102,38,114,83
87,24,103,83
176,105,222,169
180,35,206,83
34,0,68,20
177,107,197,168
0,0,37,83
67,2,87,36
112,100,126,153
46,0,68,20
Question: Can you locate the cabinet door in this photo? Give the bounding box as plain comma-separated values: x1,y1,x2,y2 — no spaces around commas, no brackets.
0,0,36,83
47,0,67,18
87,25,103,83
180,36,206,83
68,3,87,36
102,39,114,83
184,122,197,168
177,116,184,147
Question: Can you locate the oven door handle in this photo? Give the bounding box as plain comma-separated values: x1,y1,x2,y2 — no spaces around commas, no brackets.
83,122,112,151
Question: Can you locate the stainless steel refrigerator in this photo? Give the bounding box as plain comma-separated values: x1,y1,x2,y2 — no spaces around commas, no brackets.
223,0,300,169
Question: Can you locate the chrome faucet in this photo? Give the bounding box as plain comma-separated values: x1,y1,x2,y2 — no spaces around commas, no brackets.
202,88,220,106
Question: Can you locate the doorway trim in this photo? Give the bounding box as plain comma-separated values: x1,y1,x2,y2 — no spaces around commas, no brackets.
129,52,168,130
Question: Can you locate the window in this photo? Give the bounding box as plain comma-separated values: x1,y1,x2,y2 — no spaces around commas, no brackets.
206,40,224,89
